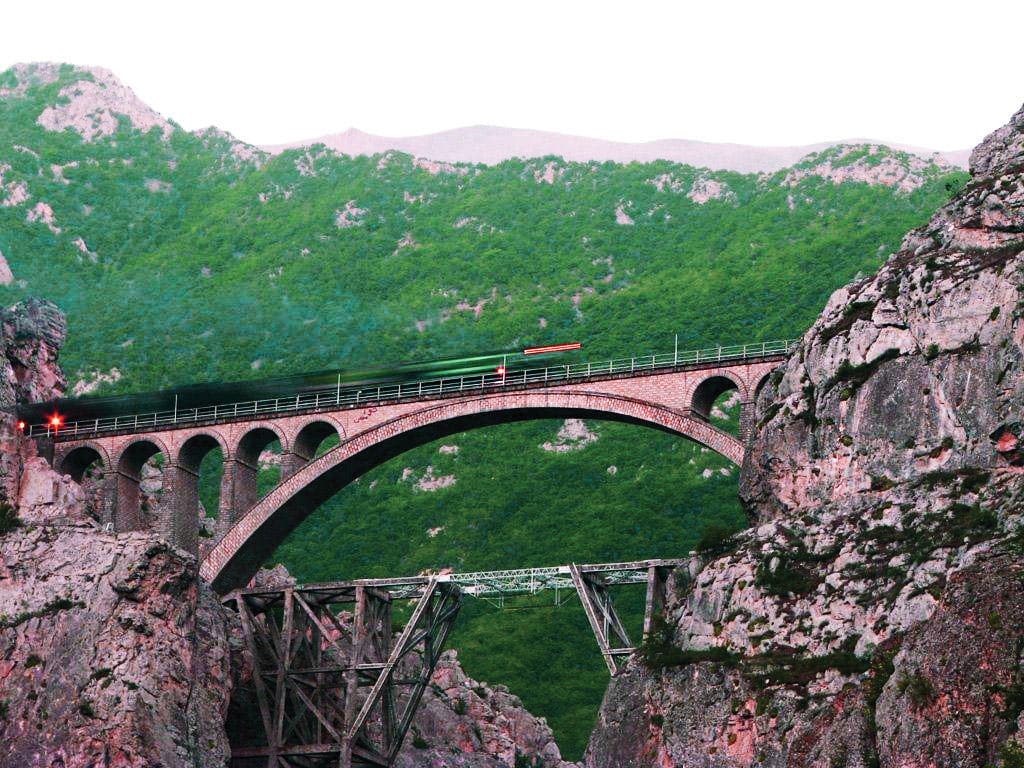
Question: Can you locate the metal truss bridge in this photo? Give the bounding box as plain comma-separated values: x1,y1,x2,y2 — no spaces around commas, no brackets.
228,559,682,767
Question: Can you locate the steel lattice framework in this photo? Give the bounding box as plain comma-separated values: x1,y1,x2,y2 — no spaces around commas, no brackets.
227,559,683,766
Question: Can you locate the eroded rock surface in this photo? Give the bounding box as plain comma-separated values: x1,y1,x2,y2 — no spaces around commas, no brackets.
0,300,233,768
399,650,577,768
0,525,233,768
583,104,1024,767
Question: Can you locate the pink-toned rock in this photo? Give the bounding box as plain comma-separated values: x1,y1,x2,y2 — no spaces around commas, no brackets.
26,201,60,234
36,67,173,142
583,102,1024,768
541,419,599,452
0,250,13,285
334,199,367,228
615,203,635,225
687,176,735,205
0,163,30,208
0,298,66,409
782,144,948,193
0,524,232,767
397,650,577,768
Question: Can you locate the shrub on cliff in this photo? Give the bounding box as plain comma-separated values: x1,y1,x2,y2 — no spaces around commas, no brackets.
0,502,19,536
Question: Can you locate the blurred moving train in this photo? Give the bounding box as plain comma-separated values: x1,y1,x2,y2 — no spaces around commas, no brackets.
17,342,582,431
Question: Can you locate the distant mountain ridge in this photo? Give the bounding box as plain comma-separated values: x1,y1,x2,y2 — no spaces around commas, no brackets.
262,125,971,174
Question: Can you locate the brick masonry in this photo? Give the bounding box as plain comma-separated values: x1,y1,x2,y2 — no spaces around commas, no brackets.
47,360,779,591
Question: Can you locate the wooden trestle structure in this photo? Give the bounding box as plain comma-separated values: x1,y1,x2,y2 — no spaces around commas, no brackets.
227,559,683,767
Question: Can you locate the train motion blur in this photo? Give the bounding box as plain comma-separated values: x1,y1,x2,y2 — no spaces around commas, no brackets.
18,343,583,433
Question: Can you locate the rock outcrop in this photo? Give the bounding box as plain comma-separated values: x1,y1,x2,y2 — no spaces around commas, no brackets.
399,650,576,768
0,526,233,767
0,300,233,768
583,104,1024,767
0,298,65,410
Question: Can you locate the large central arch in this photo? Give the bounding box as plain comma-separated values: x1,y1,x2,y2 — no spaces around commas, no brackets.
200,390,743,593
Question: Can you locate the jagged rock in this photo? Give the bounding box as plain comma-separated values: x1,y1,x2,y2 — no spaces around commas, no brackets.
0,299,66,509
0,303,232,767
875,551,1024,767
583,102,1024,767
0,297,66,409
0,516,232,767
399,649,577,768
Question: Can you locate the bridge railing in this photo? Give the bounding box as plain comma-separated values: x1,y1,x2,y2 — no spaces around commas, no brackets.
31,338,796,438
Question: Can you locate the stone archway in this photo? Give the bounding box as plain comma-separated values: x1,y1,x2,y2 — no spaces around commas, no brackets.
201,389,743,592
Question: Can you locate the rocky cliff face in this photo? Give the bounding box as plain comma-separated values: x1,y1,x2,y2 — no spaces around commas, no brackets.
583,105,1024,767
0,298,66,410
399,650,576,768
0,298,234,768
0,526,233,767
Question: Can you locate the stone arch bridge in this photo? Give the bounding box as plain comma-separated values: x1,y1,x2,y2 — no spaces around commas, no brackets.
36,342,789,593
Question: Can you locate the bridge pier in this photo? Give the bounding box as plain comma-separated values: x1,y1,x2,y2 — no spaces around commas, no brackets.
156,463,200,555
113,468,147,533
94,470,117,529
279,450,308,482
739,400,757,443
214,457,259,542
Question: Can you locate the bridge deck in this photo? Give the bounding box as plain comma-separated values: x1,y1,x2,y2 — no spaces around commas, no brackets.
236,558,687,602
35,339,793,441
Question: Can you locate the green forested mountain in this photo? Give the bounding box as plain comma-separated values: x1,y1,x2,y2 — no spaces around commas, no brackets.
0,63,966,756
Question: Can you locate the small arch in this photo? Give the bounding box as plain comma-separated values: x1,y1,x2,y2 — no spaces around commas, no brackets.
178,431,229,473
234,425,288,468
293,420,343,462
176,432,229,544
691,374,742,421
117,438,168,480
115,438,168,533
223,425,287,526
59,444,108,482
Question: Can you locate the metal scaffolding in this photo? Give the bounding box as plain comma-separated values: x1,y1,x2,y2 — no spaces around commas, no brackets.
226,559,683,766
228,579,460,768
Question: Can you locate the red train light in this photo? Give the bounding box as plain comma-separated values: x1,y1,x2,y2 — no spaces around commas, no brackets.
496,365,507,376
16,420,25,432
523,342,582,356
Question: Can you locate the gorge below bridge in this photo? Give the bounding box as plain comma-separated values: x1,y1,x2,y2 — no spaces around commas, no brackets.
31,340,790,594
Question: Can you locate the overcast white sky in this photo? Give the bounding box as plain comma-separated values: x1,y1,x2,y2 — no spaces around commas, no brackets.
5,0,1023,150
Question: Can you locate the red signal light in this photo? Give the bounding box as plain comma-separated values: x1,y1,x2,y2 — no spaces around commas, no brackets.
50,414,63,430
16,420,25,432
496,365,507,376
